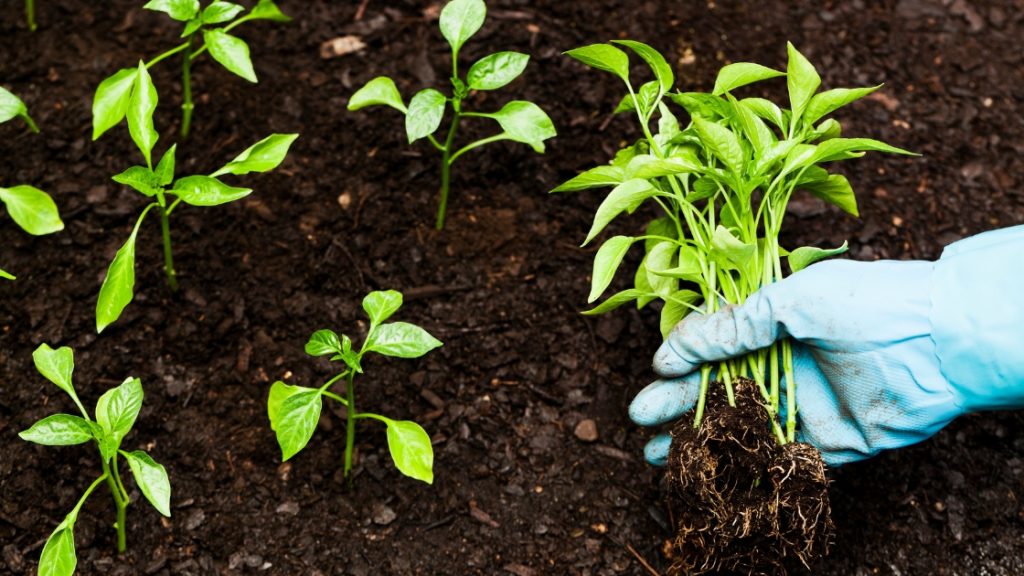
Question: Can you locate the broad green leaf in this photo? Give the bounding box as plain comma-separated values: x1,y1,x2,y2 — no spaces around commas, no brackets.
467,51,529,91
439,0,486,55
122,450,172,517
781,143,818,176
644,241,677,298
39,522,76,576
486,101,556,152
810,118,842,141
669,92,730,120
801,173,859,216
625,154,700,179
660,290,701,338
811,137,916,164
754,139,799,176
272,387,323,461
741,97,786,133
112,166,161,197
32,344,77,398
366,322,443,358
304,329,342,356
384,418,434,484
154,144,176,186
581,289,643,316
712,62,785,95
19,414,94,446
92,68,138,140
589,236,634,303
95,377,143,443
613,93,636,114
786,43,821,125
789,241,849,273
0,186,63,235
249,0,290,21
611,40,673,92
656,102,680,143
0,86,35,129
348,76,406,113
564,44,630,83
733,98,775,153
96,212,146,333
204,29,257,82
583,179,656,245
363,290,403,326
0,267,14,280
710,225,755,271
181,18,203,37
651,244,703,283
170,175,251,206
202,1,244,24
644,217,676,254
143,0,200,21
551,165,624,193
693,118,744,174
635,81,660,118
803,85,881,126
211,133,298,177
405,89,446,144
634,256,656,309
127,62,158,167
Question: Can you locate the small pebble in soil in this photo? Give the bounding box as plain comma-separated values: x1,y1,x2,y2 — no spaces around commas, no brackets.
276,501,300,516
373,504,397,525
184,509,206,531
574,419,599,442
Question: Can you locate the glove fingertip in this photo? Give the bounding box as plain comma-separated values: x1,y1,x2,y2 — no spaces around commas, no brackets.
629,377,701,426
644,434,672,467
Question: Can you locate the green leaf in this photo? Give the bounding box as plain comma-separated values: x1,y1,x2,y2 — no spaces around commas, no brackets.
202,1,244,24
204,29,257,83
803,85,881,126
366,322,443,358
625,154,700,180
348,76,406,113
644,241,678,298
127,62,158,167
551,165,624,193
170,175,251,206
122,450,172,517
211,133,298,177
363,290,403,326
754,139,799,176
143,0,200,21
39,522,76,576
712,62,785,95
0,267,14,280
565,43,630,83
810,118,842,142
741,97,786,133
660,290,701,338
96,213,146,333
0,186,63,235
581,289,643,316
811,137,916,164
95,377,143,444
634,256,656,309
439,0,486,55
693,118,744,174
249,0,290,21
668,92,730,120
583,179,656,245
801,173,859,216
32,344,77,398
486,101,556,153
644,217,676,254
656,102,680,143
467,51,529,91
651,244,703,283
270,385,322,461
710,225,755,271
611,40,673,92
786,43,821,125
384,419,434,484
0,86,35,129
92,68,138,140
789,241,849,273
19,414,94,446
305,329,342,356
405,89,446,144
111,166,161,197
181,18,203,37
733,97,775,153
154,144,176,186
589,236,634,303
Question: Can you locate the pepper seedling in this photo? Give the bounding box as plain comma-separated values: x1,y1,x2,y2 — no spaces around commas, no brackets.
94,74,297,332
20,344,171,575
269,290,442,484
1,86,63,280
92,0,290,138
556,41,914,443
348,0,556,229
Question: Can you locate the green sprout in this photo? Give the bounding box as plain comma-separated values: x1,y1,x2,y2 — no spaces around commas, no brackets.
25,0,37,31
20,344,171,575
92,0,290,139
348,0,556,229
1,86,63,280
269,290,442,485
556,41,915,443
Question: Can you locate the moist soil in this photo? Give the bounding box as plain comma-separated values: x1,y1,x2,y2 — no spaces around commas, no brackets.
1,0,1023,574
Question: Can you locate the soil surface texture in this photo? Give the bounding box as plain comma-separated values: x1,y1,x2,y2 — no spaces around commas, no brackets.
2,0,1023,575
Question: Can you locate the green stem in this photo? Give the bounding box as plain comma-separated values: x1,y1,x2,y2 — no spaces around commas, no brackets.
436,111,462,230
770,341,780,413
25,0,36,31
69,474,109,524
145,42,190,69
181,35,194,138
692,364,712,428
343,371,357,482
720,361,735,407
783,339,796,442
158,202,178,291
100,458,128,553
447,133,511,165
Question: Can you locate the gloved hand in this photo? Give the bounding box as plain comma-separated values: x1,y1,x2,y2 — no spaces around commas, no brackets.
629,225,1024,466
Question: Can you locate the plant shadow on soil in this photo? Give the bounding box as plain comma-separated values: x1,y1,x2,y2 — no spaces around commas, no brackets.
1,0,1023,575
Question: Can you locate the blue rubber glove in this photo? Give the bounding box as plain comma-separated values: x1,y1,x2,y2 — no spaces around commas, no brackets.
630,225,1024,466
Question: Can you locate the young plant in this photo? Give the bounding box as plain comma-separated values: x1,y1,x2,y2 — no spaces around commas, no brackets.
20,344,171,574
1,86,63,280
93,0,290,139
347,0,556,230
94,79,297,332
556,41,914,443
268,290,442,484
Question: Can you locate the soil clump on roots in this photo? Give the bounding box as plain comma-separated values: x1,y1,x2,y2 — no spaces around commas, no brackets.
666,379,833,575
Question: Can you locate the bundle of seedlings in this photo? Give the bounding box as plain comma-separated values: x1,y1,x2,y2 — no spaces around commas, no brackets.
555,41,914,573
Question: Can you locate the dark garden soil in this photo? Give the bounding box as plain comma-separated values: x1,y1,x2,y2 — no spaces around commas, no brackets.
1,0,1023,574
